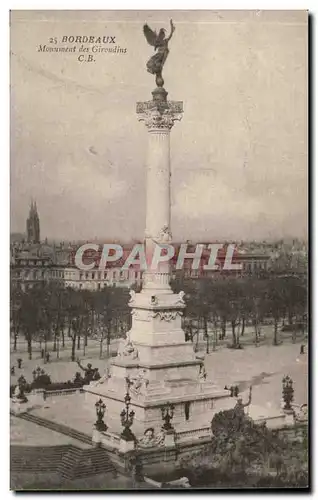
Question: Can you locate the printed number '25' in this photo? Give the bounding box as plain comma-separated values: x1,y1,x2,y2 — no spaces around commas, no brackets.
49,37,57,44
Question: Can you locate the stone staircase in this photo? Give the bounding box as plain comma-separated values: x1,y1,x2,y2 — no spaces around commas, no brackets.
11,412,118,480
11,444,117,480
14,411,92,445
11,444,68,472
57,446,117,480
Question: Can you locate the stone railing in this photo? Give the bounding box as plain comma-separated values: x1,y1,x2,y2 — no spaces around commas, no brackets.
100,430,121,447
27,387,84,401
45,387,83,396
175,426,211,444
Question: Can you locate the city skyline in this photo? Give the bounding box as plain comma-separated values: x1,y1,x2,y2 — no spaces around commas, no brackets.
10,202,308,247
10,10,307,242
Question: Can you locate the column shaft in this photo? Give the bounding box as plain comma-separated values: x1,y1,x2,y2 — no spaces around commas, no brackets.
145,129,171,241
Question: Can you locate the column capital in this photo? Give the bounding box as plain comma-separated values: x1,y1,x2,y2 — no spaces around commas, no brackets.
136,100,183,131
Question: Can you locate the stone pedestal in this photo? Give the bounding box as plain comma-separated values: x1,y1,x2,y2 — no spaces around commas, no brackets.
10,397,35,415
119,438,135,453
283,408,295,426
83,87,234,443
92,428,101,445
164,430,176,447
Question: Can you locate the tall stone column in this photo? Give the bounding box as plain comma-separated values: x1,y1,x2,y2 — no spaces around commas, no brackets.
83,27,234,441
137,89,183,293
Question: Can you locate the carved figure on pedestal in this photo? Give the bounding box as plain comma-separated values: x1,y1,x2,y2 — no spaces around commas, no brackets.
138,427,165,448
294,403,308,423
118,332,139,360
157,225,173,243
177,291,186,306
130,369,149,396
234,386,252,422
76,359,96,383
90,367,111,387
199,363,207,381
129,290,136,306
161,404,175,431
12,375,28,403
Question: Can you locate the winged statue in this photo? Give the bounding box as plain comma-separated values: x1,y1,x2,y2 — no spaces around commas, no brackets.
143,20,175,87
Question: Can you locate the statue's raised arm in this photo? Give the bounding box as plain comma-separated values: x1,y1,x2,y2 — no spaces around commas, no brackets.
242,386,253,408
143,20,176,88
76,358,87,372
166,19,175,42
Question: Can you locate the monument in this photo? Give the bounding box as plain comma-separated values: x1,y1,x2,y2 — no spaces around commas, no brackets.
84,20,233,446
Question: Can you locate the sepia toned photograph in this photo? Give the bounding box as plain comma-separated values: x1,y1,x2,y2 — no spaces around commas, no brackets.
10,10,308,490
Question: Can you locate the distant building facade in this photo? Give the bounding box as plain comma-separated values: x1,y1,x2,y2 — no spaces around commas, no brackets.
11,203,143,291
50,266,143,290
11,204,281,291
173,250,271,280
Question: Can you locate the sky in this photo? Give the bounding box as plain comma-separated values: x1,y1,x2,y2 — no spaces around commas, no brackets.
10,10,308,242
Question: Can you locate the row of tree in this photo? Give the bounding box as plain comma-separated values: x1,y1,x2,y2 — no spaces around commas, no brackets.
172,273,307,351
10,272,307,359
10,284,131,360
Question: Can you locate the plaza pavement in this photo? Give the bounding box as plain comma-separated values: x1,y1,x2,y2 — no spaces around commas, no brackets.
10,415,90,448
10,337,307,440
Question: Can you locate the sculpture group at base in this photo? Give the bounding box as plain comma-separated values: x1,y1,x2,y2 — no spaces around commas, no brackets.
76,359,101,384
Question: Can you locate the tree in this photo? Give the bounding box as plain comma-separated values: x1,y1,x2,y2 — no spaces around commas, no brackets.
10,287,22,351
64,288,85,362
49,285,67,357
93,287,130,359
283,276,307,337
196,280,216,354
178,408,308,488
38,287,55,356
264,277,287,345
19,288,43,360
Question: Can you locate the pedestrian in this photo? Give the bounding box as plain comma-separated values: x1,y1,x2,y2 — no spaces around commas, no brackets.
300,344,305,355
46,352,50,363
41,348,45,359
17,358,22,369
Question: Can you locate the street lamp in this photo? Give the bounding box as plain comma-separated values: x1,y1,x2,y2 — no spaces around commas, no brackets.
17,375,28,403
282,375,294,411
120,378,136,441
95,398,108,431
161,404,175,431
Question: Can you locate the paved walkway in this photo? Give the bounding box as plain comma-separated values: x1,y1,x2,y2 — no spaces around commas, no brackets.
30,394,95,436
10,350,114,386
10,415,90,448
10,336,308,449
205,342,307,408
15,342,307,438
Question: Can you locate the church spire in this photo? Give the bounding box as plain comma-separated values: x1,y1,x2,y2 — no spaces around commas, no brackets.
26,199,40,244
